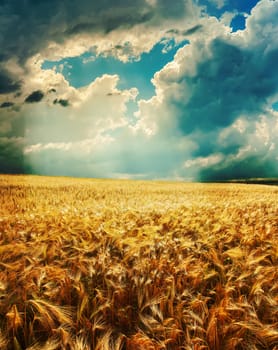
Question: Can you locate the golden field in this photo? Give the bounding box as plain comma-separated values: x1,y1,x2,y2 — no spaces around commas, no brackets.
0,175,277,350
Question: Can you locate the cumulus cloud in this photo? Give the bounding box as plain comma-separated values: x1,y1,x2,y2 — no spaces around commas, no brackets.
20,74,137,144
0,55,140,174
134,0,278,179
144,35,274,134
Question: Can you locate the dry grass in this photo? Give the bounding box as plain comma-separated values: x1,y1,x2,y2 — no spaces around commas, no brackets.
0,174,277,349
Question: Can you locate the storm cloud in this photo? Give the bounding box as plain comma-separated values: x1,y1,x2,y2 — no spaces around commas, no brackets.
0,0,198,104
0,0,198,93
198,155,277,181
0,137,25,174
0,70,21,94
151,33,278,136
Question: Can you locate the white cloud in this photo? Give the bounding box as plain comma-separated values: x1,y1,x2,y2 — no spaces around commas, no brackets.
234,145,251,159
24,134,114,155
184,154,223,169
208,0,226,10
5,52,138,140
237,0,278,49
232,118,247,134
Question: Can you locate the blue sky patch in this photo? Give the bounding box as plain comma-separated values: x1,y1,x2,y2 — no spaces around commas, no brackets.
231,14,246,32
42,39,187,100
198,0,261,20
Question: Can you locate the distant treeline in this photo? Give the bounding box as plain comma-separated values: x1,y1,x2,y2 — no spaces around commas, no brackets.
225,178,278,186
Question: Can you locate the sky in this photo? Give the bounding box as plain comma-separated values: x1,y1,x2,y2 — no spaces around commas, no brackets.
0,0,277,181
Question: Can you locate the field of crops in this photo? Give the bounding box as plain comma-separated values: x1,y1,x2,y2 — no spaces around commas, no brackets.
0,175,277,349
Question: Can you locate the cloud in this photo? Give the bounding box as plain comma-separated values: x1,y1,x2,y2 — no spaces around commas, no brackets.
0,102,14,108
134,0,278,180
0,71,140,176
0,0,222,97
53,99,70,107
0,69,21,94
243,0,278,51
183,112,278,180
166,24,203,37
19,74,137,146
0,137,25,174
146,33,276,135
198,151,277,181
25,90,44,103
182,24,203,36
209,0,226,9
0,0,199,94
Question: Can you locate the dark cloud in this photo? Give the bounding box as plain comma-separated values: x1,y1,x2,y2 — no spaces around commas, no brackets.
0,70,21,94
66,11,154,35
155,0,192,19
0,102,14,108
0,137,25,174
25,90,44,103
169,38,278,135
53,98,70,107
166,24,203,36
182,24,203,35
198,155,278,182
0,0,196,93
166,29,180,35
0,1,194,96
107,92,121,96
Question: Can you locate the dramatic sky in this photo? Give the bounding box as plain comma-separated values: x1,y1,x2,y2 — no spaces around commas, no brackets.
0,0,277,180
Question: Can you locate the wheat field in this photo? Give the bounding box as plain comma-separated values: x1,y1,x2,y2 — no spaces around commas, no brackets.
0,175,277,349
